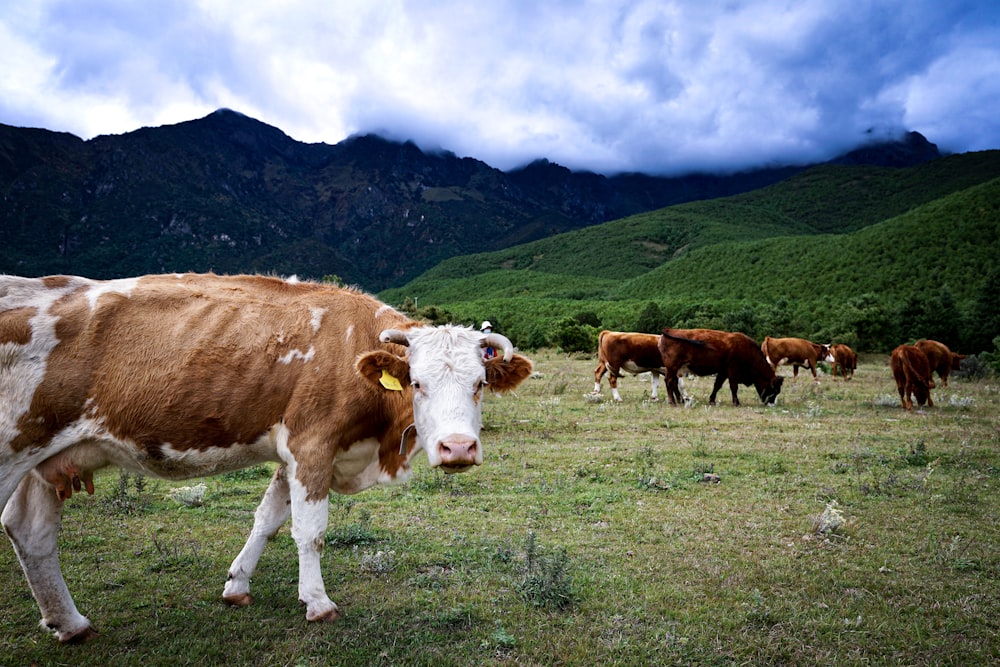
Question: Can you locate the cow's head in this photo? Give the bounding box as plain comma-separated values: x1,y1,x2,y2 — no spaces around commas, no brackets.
356,325,532,473
758,376,784,405
818,344,834,363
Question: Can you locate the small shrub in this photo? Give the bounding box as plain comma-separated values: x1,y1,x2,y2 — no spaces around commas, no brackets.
957,349,998,379
901,440,930,466
327,507,379,547
101,470,151,516
517,532,576,610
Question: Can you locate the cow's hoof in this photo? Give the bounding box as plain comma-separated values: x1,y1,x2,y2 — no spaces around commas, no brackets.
223,592,254,607
54,623,99,644
306,606,341,623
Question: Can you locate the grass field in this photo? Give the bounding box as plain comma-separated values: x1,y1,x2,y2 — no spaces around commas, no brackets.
2,351,998,665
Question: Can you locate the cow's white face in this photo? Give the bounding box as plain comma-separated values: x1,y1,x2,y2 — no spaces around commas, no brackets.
357,324,531,473
402,326,490,472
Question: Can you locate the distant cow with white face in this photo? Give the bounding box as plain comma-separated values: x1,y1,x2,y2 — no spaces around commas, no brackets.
0,273,533,643
593,330,669,402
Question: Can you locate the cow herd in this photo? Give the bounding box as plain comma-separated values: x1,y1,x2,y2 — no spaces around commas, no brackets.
594,328,965,412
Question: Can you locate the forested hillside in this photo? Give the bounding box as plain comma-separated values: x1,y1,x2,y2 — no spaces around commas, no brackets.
381,152,1000,354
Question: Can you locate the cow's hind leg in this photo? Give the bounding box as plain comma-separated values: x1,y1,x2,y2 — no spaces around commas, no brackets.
708,373,728,406
607,367,623,402
1,473,98,643
223,465,292,607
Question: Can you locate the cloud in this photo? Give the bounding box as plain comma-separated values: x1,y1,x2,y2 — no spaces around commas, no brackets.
1,0,998,174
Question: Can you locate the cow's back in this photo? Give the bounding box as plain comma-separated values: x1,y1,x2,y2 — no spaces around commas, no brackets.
2,273,411,464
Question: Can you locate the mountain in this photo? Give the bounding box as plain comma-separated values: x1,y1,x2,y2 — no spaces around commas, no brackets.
0,109,941,290
379,152,1000,353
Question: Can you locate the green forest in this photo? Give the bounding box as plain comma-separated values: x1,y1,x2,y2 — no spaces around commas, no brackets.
381,153,1000,357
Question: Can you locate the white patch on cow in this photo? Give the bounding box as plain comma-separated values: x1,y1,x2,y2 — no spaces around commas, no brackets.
330,437,382,494
286,275,300,284
85,277,139,310
374,304,395,319
1,278,77,457
309,307,326,333
278,346,316,365
621,361,643,374
344,324,354,342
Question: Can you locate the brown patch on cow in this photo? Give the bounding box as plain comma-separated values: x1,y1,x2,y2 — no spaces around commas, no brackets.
0,306,35,345
41,275,72,289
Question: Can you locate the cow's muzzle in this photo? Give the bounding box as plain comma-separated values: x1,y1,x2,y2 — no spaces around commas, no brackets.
437,434,481,473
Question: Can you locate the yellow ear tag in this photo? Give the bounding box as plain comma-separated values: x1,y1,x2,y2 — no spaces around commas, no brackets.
379,369,404,391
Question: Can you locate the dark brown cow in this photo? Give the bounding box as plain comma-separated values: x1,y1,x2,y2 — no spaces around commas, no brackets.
593,330,667,401
914,339,966,387
1,273,533,643
890,344,936,410
829,343,858,381
658,328,784,406
761,336,833,381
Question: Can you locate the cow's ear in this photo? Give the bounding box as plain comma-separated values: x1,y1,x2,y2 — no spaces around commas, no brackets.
356,350,411,392
485,354,533,394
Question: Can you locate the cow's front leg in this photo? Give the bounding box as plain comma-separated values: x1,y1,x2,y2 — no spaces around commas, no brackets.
288,474,340,622
223,466,292,607
1,473,97,643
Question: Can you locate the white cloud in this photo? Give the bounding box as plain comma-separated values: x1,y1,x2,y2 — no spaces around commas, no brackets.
1,0,998,173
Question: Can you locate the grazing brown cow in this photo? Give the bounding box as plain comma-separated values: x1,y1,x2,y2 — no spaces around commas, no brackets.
658,328,784,406
593,330,667,401
829,343,858,381
761,336,834,381
1,273,533,643
890,344,936,410
914,339,966,387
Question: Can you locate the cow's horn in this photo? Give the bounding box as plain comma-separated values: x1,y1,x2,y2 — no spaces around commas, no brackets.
482,333,515,362
380,329,410,346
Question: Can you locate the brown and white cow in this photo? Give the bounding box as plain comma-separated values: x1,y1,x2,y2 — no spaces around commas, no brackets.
593,330,668,402
890,344,935,410
761,336,834,382
658,328,783,406
829,343,858,381
0,273,533,643
914,339,966,387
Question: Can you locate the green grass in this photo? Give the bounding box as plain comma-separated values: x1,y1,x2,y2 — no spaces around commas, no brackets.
2,353,998,665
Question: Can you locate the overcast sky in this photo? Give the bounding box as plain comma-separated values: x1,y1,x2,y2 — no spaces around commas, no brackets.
2,0,999,175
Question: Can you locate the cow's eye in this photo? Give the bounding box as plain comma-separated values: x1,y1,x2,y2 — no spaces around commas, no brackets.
411,380,422,392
